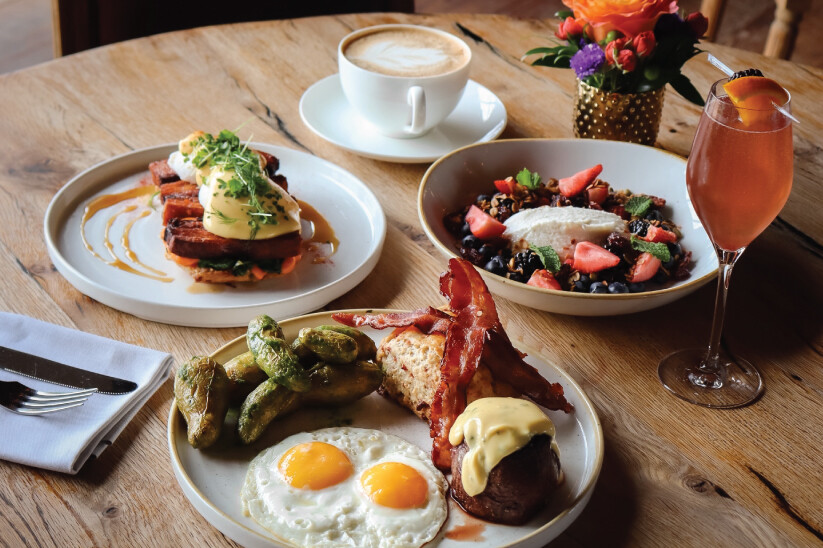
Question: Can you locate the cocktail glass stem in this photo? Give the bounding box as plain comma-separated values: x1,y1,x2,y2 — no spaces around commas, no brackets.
689,247,741,389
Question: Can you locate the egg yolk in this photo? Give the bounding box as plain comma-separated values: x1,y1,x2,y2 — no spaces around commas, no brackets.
360,462,428,509
278,442,353,490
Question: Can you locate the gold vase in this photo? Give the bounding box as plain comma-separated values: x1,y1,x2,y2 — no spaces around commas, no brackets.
573,80,665,146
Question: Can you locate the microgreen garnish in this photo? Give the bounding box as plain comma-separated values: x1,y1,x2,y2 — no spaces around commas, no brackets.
185,130,282,239
625,195,653,217
516,167,542,190
630,235,671,261
529,242,562,273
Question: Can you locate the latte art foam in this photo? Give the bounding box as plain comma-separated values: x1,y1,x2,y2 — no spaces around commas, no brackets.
344,28,468,77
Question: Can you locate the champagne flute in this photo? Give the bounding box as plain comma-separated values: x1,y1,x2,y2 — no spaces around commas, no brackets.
657,77,793,408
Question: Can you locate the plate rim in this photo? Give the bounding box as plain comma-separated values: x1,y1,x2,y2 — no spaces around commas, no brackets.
43,143,387,327
167,308,604,548
299,75,508,163
417,138,718,304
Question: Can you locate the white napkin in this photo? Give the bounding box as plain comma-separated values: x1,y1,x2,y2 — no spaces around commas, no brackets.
0,312,172,474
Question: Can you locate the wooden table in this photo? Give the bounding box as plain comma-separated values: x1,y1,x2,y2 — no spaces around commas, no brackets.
1,12,821,547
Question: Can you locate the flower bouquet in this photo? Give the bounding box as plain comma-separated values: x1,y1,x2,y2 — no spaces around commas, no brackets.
525,0,709,106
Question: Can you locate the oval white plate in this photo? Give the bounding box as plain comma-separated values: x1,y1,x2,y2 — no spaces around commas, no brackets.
419,139,719,316
300,75,507,163
44,144,386,327
168,310,603,548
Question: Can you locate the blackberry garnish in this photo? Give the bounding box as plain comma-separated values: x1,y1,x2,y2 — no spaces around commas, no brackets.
730,68,764,80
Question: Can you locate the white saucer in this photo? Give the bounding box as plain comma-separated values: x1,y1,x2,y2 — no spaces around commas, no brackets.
300,75,507,163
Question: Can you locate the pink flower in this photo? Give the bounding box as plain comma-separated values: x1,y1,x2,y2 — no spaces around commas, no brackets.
617,49,638,72
685,12,709,38
562,0,678,41
604,37,631,65
632,30,656,57
555,16,585,40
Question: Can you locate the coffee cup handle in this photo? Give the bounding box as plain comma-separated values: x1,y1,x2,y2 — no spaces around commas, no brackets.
406,86,426,136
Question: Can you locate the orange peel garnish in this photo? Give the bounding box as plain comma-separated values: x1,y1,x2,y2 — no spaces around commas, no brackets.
723,76,789,126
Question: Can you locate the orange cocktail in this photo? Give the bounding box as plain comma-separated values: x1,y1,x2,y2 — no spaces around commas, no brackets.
686,86,793,251
658,74,794,409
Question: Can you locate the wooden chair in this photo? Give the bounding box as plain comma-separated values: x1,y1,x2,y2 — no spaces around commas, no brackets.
700,0,811,59
51,0,414,56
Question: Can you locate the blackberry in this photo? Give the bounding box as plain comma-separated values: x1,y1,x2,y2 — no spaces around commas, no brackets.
604,233,631,256
730,68,764,80
508,271,528,283
513,250,543,279
628,219,649,236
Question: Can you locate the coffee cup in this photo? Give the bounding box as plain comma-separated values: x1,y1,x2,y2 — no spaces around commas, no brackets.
338,24,472,139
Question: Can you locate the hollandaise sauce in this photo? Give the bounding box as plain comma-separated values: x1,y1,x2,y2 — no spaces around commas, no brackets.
80,185,173,282
448,397,558,496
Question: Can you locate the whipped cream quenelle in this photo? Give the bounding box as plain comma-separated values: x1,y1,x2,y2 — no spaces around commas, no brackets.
503,205,627,260
167,131,300,241
343,27,469,78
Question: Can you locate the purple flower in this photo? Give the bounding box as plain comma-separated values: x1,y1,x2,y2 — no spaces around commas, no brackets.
570,43,605,79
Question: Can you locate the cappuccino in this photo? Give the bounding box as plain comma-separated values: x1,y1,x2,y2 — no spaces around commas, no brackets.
343,27,469,78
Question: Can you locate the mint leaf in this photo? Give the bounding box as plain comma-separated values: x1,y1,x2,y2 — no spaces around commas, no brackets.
529,243,562,273
631,235,671,262
625,195,652,217
516,167,541,190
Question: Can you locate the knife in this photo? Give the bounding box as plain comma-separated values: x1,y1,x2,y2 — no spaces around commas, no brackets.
0,346,138,395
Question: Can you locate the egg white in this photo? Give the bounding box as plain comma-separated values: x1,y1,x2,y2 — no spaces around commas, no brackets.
241,427,448,548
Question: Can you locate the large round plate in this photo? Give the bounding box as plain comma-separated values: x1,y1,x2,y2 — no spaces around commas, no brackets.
44,144,386,327
419,139,718,316
168,310,603,548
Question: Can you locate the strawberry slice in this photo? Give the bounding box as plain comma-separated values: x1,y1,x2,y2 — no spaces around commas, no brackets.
494,177,517,194
558,164,603,197
629,252,662,282
465,205,505,240
527,269,562,290
572,241,620,273
640,225,678,244
586,185,609,205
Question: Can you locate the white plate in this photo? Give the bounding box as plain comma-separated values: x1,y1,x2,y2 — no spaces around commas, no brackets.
44,144,386,327
419,138,719,316
168,310,603,548
299,75,507,163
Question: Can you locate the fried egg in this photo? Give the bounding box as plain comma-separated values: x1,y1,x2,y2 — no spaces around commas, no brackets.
241,427,447,548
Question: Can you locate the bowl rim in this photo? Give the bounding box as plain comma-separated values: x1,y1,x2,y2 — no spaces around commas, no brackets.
417,137,719,301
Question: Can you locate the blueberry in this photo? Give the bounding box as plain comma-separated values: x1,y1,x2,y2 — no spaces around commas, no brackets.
628,282,646,293
460,221,472,237
476,194,492,203
478,244,495,261
667,242,682,257
608,282,629,294
653,270,669,284
508,271,528,283
645,209,663,221
461,234,481,249
484,255,508,276
590,282,609,294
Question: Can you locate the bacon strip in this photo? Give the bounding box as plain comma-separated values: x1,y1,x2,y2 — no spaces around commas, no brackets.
331,307,452,335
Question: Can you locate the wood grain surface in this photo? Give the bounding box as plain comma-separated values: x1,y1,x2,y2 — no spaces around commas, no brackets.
0,13,821,548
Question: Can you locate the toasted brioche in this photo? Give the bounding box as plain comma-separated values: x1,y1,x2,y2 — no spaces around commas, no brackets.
376,326,518,421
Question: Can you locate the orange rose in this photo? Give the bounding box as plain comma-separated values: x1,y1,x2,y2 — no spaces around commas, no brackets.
562,0,678,41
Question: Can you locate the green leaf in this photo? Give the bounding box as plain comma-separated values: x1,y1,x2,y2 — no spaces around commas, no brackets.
515,167,541,190
630,235,671,262
625,195,652,217
669,73,705,107
530,243,562,274
555,9,573,19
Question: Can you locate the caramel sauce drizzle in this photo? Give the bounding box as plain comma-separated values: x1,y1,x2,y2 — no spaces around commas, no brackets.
298,199,339,264
80,185,173,282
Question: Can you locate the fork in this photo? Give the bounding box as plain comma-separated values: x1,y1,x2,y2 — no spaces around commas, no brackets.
0,380,97,415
